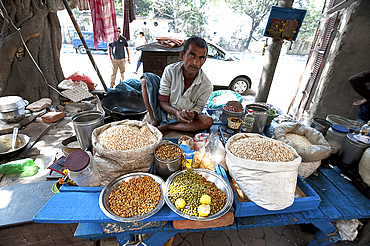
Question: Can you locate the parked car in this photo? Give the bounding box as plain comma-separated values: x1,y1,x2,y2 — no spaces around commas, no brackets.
203,42,252,95
73,31,108,54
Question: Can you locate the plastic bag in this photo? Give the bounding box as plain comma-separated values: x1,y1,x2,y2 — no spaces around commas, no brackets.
274,123,332,162
204,132,227,171
333,219,361,241
66,72,97,91
206,90,243,109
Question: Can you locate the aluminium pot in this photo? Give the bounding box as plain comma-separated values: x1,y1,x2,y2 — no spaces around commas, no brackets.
339,133,370,167
0,96,29,123
153,141,182,180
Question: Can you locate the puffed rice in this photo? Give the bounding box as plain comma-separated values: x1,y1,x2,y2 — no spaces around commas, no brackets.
228,137,296,162
98,125,157,150
286,133,313,149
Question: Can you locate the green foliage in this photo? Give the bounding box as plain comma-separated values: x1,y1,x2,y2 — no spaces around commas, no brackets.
293,0,323,40
225,0,275,49
114,0,123,16
135,0,152,16
153,0,208,35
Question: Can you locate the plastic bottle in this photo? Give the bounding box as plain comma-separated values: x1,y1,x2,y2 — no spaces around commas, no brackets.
360,120,370,136
242,109,254,132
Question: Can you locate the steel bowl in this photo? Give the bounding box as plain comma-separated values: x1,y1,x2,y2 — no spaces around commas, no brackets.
164,168,234,221
0,133,30,159
99,172,165,222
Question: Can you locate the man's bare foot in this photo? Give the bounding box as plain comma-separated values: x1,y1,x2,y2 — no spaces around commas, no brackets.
151,119,159,127
157,124,169,133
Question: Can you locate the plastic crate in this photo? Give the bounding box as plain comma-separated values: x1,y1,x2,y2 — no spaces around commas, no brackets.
216,166,321,217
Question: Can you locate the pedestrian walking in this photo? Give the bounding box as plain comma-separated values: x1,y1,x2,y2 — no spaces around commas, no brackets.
133,32,146,74
108,27,130,88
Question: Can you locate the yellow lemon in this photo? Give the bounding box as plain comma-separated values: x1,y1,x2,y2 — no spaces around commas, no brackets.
198,204,210,217
175,198,186,209
200,194,211,205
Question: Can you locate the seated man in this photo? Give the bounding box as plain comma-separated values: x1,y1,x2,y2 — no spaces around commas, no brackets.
141,36,214,133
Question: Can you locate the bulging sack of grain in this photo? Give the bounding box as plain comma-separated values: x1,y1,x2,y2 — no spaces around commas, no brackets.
226,133,301,210
273,123,331,178
92,120,162,185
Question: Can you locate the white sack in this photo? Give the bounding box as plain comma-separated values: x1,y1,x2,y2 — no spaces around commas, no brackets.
274,123,332,162
226,133,301,210
333,219,361,241
92,120,162,186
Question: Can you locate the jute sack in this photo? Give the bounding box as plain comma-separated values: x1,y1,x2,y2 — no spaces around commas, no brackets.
226,133,301,210
92,120,162,186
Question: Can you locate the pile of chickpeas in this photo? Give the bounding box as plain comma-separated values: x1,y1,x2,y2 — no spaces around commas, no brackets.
108,176,161,218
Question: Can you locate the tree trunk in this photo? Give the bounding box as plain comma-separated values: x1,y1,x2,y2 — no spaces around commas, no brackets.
0,0,64,105
255,0,294,103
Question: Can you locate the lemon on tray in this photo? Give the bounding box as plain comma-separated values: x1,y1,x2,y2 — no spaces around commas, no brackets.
198,204,210,217
175,198,186,209
200,194,211,205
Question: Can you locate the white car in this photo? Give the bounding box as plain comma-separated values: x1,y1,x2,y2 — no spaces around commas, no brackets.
202,42,252,95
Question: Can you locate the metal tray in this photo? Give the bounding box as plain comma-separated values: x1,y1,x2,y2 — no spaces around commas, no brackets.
164,168,234,221
99,172,165,222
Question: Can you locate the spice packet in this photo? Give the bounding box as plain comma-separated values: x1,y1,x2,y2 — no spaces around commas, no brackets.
180,144,195,169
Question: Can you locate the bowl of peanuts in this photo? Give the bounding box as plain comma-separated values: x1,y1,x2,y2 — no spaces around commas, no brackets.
99,172,165,222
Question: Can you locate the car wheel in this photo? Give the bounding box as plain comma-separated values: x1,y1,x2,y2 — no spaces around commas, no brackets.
230,77,250,95
78,46,86,54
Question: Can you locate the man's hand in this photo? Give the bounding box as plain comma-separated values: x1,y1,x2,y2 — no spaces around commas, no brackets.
176,109,195,124
127,58,131,64
353,98,368,106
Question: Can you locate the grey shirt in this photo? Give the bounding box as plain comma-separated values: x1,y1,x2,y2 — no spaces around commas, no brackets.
159,61,213,116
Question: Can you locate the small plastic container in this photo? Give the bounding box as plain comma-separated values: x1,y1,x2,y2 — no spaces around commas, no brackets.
65,150,100,187
325,124,349,154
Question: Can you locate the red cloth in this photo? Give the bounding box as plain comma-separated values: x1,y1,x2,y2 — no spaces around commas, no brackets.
88,0,117,48
123,0,136,41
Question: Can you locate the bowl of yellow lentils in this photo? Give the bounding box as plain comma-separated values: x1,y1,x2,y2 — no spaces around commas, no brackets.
99,172,165,222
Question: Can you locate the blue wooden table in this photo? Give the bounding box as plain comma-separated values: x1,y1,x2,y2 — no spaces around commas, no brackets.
33,166,370,246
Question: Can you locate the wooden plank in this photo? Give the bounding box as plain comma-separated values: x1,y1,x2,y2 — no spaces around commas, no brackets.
319,167,370,216
306,171,364,220
74,222,104,239
19,122,54,158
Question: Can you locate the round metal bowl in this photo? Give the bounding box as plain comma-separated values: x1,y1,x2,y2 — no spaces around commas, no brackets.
0,96,28,112
0,133,30,159
164,168,234,221
99,172,165,222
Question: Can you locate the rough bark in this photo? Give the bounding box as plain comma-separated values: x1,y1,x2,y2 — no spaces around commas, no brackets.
255,0,294,103
0,0,64,104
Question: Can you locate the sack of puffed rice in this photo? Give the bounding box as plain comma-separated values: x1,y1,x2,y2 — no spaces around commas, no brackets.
273,123,332,179
92,120,162,185
226,133,301,210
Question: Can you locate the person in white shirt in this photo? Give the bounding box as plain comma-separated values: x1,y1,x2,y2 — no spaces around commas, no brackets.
140,36,214,133
133,32,146,74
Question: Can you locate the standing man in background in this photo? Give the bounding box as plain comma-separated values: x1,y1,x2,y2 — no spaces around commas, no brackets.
109,27,130,88
133,31,146,74
349,70,370,123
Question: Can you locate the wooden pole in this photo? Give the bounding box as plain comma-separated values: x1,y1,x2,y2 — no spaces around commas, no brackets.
255,0,294,103
61,0,108,92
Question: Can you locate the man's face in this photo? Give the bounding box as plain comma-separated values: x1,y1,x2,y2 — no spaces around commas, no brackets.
117,30,121,39
180,43,207,77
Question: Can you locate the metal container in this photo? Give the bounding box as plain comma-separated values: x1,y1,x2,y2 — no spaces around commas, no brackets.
339,134,370,166
310,118,332,135
326,114,352,129
245,104,268,134
0,96,28,123
164,169,234,221
221,106,244,122
71,111,104,150
0,133,30,159
153,141,182,180
99,172,165,222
